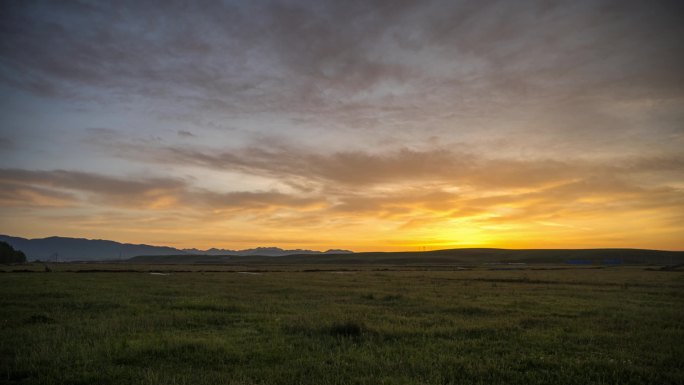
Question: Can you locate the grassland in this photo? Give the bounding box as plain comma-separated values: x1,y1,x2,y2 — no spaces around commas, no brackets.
1,266,683,384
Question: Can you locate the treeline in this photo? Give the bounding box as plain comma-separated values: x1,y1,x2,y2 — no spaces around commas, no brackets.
0,241,27,263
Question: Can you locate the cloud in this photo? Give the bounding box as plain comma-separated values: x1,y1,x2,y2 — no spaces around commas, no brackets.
107,138,684,190
3,1,683,170
177,130,195,138
118,139,684,228
2,159,683,249
190,190,325,212
12,134,677,237
0,169,185,208
0,181,77,207
1,0,682,119
0,168,182,196
1,1,683,249
0,168,324,212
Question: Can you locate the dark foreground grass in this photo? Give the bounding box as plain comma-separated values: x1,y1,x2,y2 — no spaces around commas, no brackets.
1,267,683,384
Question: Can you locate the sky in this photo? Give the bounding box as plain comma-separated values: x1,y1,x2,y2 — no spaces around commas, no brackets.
1,0,683,251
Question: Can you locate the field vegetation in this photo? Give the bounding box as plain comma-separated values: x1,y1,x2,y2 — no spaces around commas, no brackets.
1,265,683,384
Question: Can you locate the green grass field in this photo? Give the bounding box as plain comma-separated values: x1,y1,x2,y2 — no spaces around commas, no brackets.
2,266,683,384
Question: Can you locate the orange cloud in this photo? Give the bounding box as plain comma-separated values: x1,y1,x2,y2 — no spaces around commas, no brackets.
1,147,683,252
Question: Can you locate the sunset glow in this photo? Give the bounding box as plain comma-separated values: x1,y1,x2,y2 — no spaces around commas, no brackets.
1,1,683,251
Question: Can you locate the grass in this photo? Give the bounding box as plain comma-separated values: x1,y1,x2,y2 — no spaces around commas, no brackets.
1,266,683,384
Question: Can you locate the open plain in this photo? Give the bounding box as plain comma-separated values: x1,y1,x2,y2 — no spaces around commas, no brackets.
2,264,683,384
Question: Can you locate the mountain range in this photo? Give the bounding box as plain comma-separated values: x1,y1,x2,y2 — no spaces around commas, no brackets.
0,235,352,261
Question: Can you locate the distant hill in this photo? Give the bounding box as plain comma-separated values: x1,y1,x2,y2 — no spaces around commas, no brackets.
129,247,684,266
0,235,352,261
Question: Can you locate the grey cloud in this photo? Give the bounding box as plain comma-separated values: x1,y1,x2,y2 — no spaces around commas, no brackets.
177,130,195,138
1,1,248,100
126,144,474,185
116,139,684,189
0,168,185,207
0,168,324,211
0,180,77,207
0,169,183,196
1,0,681,121
193,190,324,211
